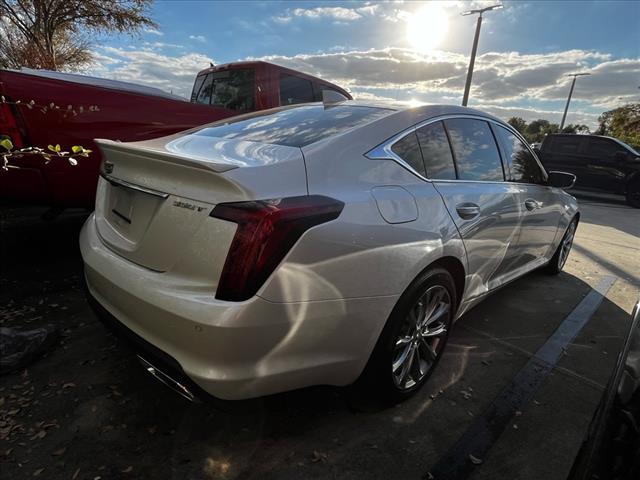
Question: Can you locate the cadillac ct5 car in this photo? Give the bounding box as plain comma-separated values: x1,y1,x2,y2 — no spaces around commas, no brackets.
80,98,579,403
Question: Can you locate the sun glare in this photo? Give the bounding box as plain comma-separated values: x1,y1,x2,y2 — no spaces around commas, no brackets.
406,4,450,53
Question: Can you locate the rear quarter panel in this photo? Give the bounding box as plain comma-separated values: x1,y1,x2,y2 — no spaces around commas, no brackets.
260,118,466,304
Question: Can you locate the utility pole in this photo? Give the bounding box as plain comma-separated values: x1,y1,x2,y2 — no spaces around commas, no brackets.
461,4,503,107
560,73,590,131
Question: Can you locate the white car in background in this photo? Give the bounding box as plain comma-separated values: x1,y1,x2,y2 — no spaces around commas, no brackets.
80,97,579,403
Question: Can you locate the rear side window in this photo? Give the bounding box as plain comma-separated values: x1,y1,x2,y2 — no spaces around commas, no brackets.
391,131,426,177
495,126,546,184
193,69,255,112
195,105,392,147
551,136,582,154
280,75,314,105
416,121,456,180
445,119,504,181
313,85,344,101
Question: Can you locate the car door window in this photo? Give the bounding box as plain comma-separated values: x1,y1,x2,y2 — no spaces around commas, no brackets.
587,137,626,158
495,125,546,184
416,121,456,180
444,118,504,181
391,131,426,177
279,75,314,105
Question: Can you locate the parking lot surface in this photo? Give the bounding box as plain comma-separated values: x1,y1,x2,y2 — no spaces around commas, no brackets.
1,194,638,480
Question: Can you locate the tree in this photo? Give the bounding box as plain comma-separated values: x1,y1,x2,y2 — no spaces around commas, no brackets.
561,124,590,135
0,0,156,71
507,117,527,136
524,119,559,144
506,117,592,144
596,103,640,148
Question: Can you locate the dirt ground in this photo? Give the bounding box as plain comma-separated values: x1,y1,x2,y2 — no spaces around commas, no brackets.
1,192,638,480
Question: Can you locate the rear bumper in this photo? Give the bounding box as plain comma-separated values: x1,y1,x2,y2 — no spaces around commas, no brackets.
85,288,212,402
80,214,398,400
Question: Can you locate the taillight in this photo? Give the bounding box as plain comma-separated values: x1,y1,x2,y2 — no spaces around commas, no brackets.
210,195,344,301
0,102,24,148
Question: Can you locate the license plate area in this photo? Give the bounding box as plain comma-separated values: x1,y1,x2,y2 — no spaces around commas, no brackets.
112,186,134,224
101,179,165,247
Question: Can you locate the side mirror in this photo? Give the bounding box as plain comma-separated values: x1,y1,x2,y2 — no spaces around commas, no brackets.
548,171,576,189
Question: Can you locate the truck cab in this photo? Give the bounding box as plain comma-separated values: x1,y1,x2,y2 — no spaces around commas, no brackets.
189,61,351,113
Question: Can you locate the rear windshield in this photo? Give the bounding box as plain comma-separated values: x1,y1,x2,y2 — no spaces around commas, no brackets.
193,104,393,147
191,69,255,112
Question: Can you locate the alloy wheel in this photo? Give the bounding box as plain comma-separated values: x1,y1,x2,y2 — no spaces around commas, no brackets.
558,221,577,270
392,285,451,390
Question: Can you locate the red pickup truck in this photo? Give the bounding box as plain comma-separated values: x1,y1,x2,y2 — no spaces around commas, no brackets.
0,61,351,208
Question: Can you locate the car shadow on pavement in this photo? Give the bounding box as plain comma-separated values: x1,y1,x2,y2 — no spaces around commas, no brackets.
0,205,634,480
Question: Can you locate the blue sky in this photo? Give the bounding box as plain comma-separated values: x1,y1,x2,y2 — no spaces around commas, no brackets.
89,1,640,128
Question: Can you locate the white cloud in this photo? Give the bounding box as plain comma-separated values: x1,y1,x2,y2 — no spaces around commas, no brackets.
475,103,599,128
142,41,183,50
252,47,638,110
189,35,206,42
86,42,637,128
249,47,638,128
144,27,163,36
89,47,213,98
273,4,380,23
272,15,292,24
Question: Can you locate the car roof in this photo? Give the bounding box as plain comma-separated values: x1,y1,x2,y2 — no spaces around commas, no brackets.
334,100,509,128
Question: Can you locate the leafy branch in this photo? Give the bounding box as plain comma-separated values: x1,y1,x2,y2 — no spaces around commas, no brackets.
1,138,91,171
1,95,99,118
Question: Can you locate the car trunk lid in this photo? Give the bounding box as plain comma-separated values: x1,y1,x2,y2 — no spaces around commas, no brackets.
93,135,307,274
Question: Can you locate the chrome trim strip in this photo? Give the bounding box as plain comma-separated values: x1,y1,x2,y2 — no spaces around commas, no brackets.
137,355,195,402
365,113,548,186
100,173,169,199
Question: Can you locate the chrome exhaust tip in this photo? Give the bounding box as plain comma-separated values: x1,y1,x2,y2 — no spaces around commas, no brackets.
137,355,196,402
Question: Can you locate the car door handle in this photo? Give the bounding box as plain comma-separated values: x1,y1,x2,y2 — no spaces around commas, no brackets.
525,199,541,211
456,203,481,220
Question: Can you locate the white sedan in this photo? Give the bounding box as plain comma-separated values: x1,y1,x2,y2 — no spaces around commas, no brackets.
80,98,578,403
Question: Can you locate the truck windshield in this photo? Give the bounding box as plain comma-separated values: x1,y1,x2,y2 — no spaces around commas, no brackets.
191,69,255,112
193,104,393,147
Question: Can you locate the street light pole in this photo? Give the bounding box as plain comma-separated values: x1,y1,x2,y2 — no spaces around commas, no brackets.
559,73,590,131
461,4,503,107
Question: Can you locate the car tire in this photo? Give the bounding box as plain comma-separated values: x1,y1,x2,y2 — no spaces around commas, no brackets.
353,267,457,407
626,179,640,208
546,217,578,275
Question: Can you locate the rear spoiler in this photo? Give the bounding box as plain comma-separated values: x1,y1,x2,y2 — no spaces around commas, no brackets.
94,138,239,173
